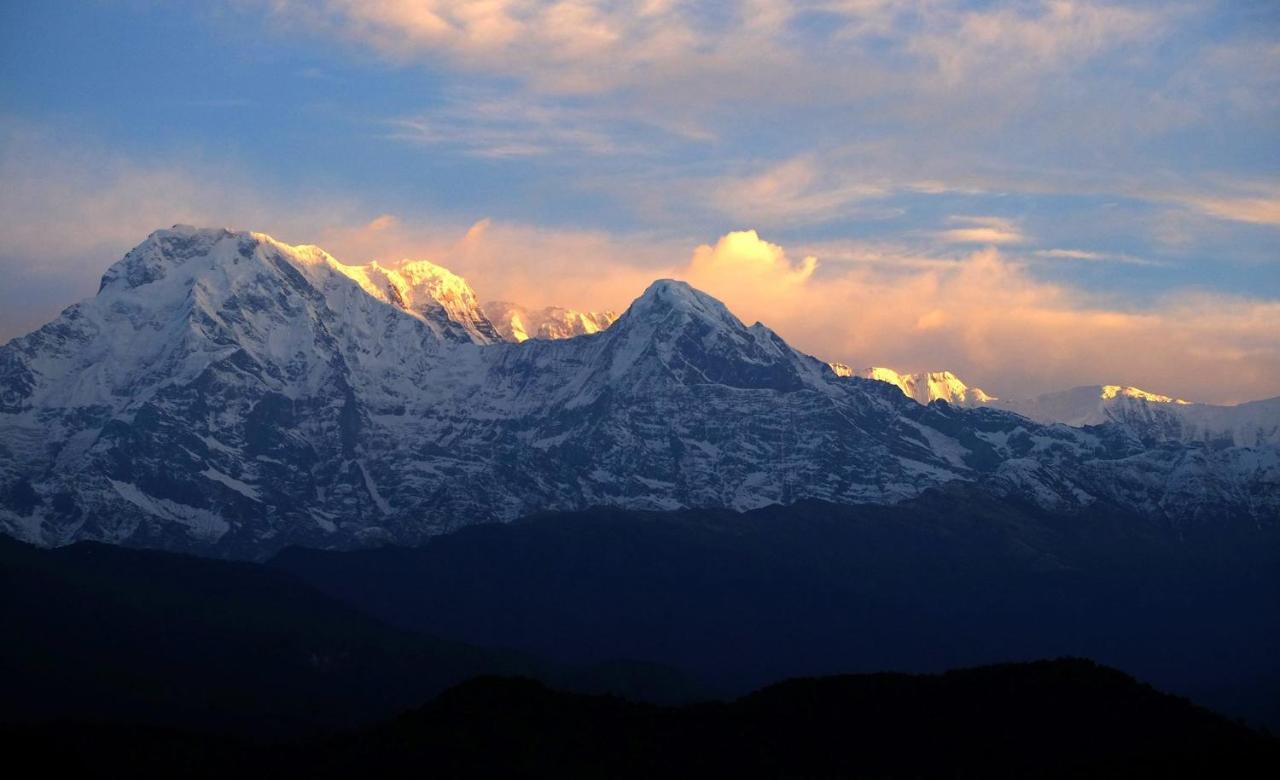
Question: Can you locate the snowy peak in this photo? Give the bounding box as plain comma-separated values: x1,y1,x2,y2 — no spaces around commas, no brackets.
324,257,501,344
3,225,1278,558
1099,385,1190,405
995,384,1191,427
623,278,739,325
481,301,616,342
831,364,996,405
990,385,1280,446
100,227,502,345
595,279,828,392
98,225,240,293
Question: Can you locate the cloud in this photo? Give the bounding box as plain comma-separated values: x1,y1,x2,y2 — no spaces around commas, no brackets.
938,216,1024,244
1033,248,1157,266
309,213,687,316
652,230,1280,404
251,1,1165,100
687,230,817,288
0,124,362,338
1185,194,1280,227
386,93,639,157
229,0,1272,262
254,0,733,95
705,156,892,226
907,0,1160,88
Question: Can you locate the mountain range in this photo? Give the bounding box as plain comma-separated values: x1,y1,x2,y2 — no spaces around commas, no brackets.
828,364,1279,446
481,300,616,342
1,225,1277,558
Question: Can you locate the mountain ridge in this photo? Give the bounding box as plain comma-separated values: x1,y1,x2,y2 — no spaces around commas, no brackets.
481,300,616,342
1,227,1277,558
835,362,1279,447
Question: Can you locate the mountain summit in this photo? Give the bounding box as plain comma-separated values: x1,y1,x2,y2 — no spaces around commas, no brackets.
831,364,997,405
481,301,615,342
1,228,1277,558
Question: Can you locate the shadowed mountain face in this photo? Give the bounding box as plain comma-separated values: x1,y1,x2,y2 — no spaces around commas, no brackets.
0,535,700,736
2,227,1277,558
4,663,1276,778
271,492,1280,730
2,497,1277,774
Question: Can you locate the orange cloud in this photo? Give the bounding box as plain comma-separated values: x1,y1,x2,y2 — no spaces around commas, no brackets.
651,231,1278,404
307,219,1279,404
687,230,817,288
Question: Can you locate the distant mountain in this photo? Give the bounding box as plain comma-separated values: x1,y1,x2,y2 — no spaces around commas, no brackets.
481,300,616,342
8,662,1276,777
991,385,1280,447
830,364,996,404
1,226,1277,557
841,364,1280,447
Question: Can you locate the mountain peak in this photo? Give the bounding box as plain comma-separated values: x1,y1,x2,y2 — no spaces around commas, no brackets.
625,278,739,325
301,253,500,344
1099,385,1190,405
4,225,1278,556
832,364,997,405
597,278,828,393
481,301,616,342
98,226,246,293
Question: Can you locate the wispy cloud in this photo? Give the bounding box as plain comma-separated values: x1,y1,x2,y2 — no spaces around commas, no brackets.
387,94,625,158
1184,194,1280,227
705,156,894,226
1034,249,1158,266
938,216,1024,245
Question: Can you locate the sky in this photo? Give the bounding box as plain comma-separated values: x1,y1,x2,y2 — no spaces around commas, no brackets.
1,0,1277,403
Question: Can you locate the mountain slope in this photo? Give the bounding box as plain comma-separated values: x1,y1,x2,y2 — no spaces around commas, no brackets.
1,227,1277,557
0,535,530,734
0,534,700,735
270,492,1280,727
8,662,1275,777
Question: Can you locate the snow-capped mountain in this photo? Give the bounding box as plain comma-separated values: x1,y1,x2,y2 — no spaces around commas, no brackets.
841,363,1279,448
1,227,1276,558
989,385,1280,447
830,364,996,405
333,257,503,344
481,301,616,342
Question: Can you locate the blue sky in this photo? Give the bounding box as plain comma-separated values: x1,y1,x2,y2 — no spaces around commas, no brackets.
1,1,1277,401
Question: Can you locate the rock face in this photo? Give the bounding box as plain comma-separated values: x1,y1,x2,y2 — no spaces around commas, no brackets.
1,227,1277,558
481,301,616,342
